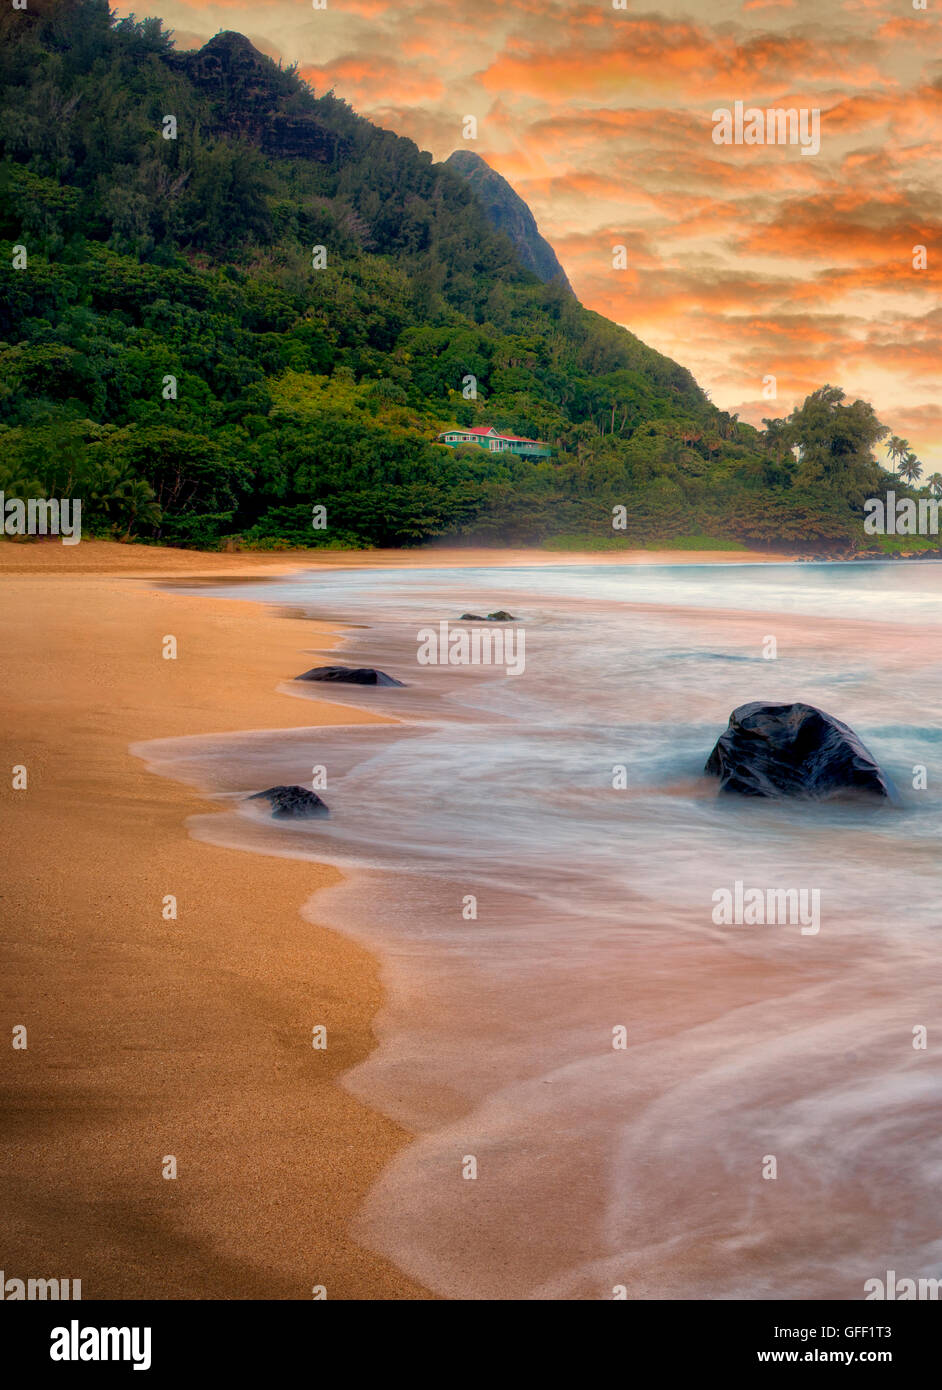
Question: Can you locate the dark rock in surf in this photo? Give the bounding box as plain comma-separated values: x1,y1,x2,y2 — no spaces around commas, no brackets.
705,702,898,802
248,785,329,818
458,611,517,622
295,665,405,686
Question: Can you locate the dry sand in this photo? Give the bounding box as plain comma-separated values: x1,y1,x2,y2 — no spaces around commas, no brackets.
0,543,431,1298
0,537,789,1300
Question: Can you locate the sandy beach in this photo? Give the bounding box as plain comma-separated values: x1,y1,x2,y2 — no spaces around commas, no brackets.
0,541,433,1298
0,537,791,1300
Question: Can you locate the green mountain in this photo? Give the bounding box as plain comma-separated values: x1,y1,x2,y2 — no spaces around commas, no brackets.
445,150,573,294
0,1,899,551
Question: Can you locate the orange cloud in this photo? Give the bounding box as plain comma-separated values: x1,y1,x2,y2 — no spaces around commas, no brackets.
299,57,446,107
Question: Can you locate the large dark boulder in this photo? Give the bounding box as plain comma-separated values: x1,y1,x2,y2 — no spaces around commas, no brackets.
705,702,898,802
248,786,329,818
295,665,405,686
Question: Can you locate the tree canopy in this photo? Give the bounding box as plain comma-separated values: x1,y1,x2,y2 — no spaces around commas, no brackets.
0,1,912,552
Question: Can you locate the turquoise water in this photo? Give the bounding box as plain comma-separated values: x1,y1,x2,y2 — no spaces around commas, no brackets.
136,561,942,1299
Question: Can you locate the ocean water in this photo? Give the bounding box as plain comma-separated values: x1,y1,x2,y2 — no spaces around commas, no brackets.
133,561,942,1299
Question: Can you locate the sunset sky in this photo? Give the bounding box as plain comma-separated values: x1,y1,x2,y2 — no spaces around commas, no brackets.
117,0,941,469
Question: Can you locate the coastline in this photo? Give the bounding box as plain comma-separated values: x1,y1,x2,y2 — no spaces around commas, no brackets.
130,549,942,1300
0,537,797,575
0,537,870,1299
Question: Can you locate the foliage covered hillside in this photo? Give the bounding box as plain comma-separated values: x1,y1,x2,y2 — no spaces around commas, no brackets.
0,0,905,550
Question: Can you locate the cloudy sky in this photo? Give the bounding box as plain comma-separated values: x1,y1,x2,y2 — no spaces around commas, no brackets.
118,0,942,468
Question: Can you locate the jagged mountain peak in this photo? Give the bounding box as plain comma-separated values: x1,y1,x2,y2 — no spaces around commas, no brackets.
445,150,573,294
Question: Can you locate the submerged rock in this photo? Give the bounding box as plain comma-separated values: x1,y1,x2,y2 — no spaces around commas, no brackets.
248,785,329,818
458,611,517,622
295,665,405,686
705,702,898,802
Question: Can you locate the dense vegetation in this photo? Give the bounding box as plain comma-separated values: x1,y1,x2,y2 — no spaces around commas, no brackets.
0,0,925,551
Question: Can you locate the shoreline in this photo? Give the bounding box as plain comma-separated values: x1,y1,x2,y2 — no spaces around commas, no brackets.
0,538,798,576
137,554,942,1299
3,539,929,1299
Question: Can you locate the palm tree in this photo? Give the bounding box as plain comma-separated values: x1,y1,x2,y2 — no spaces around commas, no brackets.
927,473,942,496
898,451,923,485
762,417,792,462
886,436,910,468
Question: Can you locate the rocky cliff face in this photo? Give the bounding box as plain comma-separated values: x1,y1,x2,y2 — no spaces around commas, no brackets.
445,150,573,293
179,32,342,163
180,41,572,283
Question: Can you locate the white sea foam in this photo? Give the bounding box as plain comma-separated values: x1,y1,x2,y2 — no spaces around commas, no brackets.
135,562,942,1298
